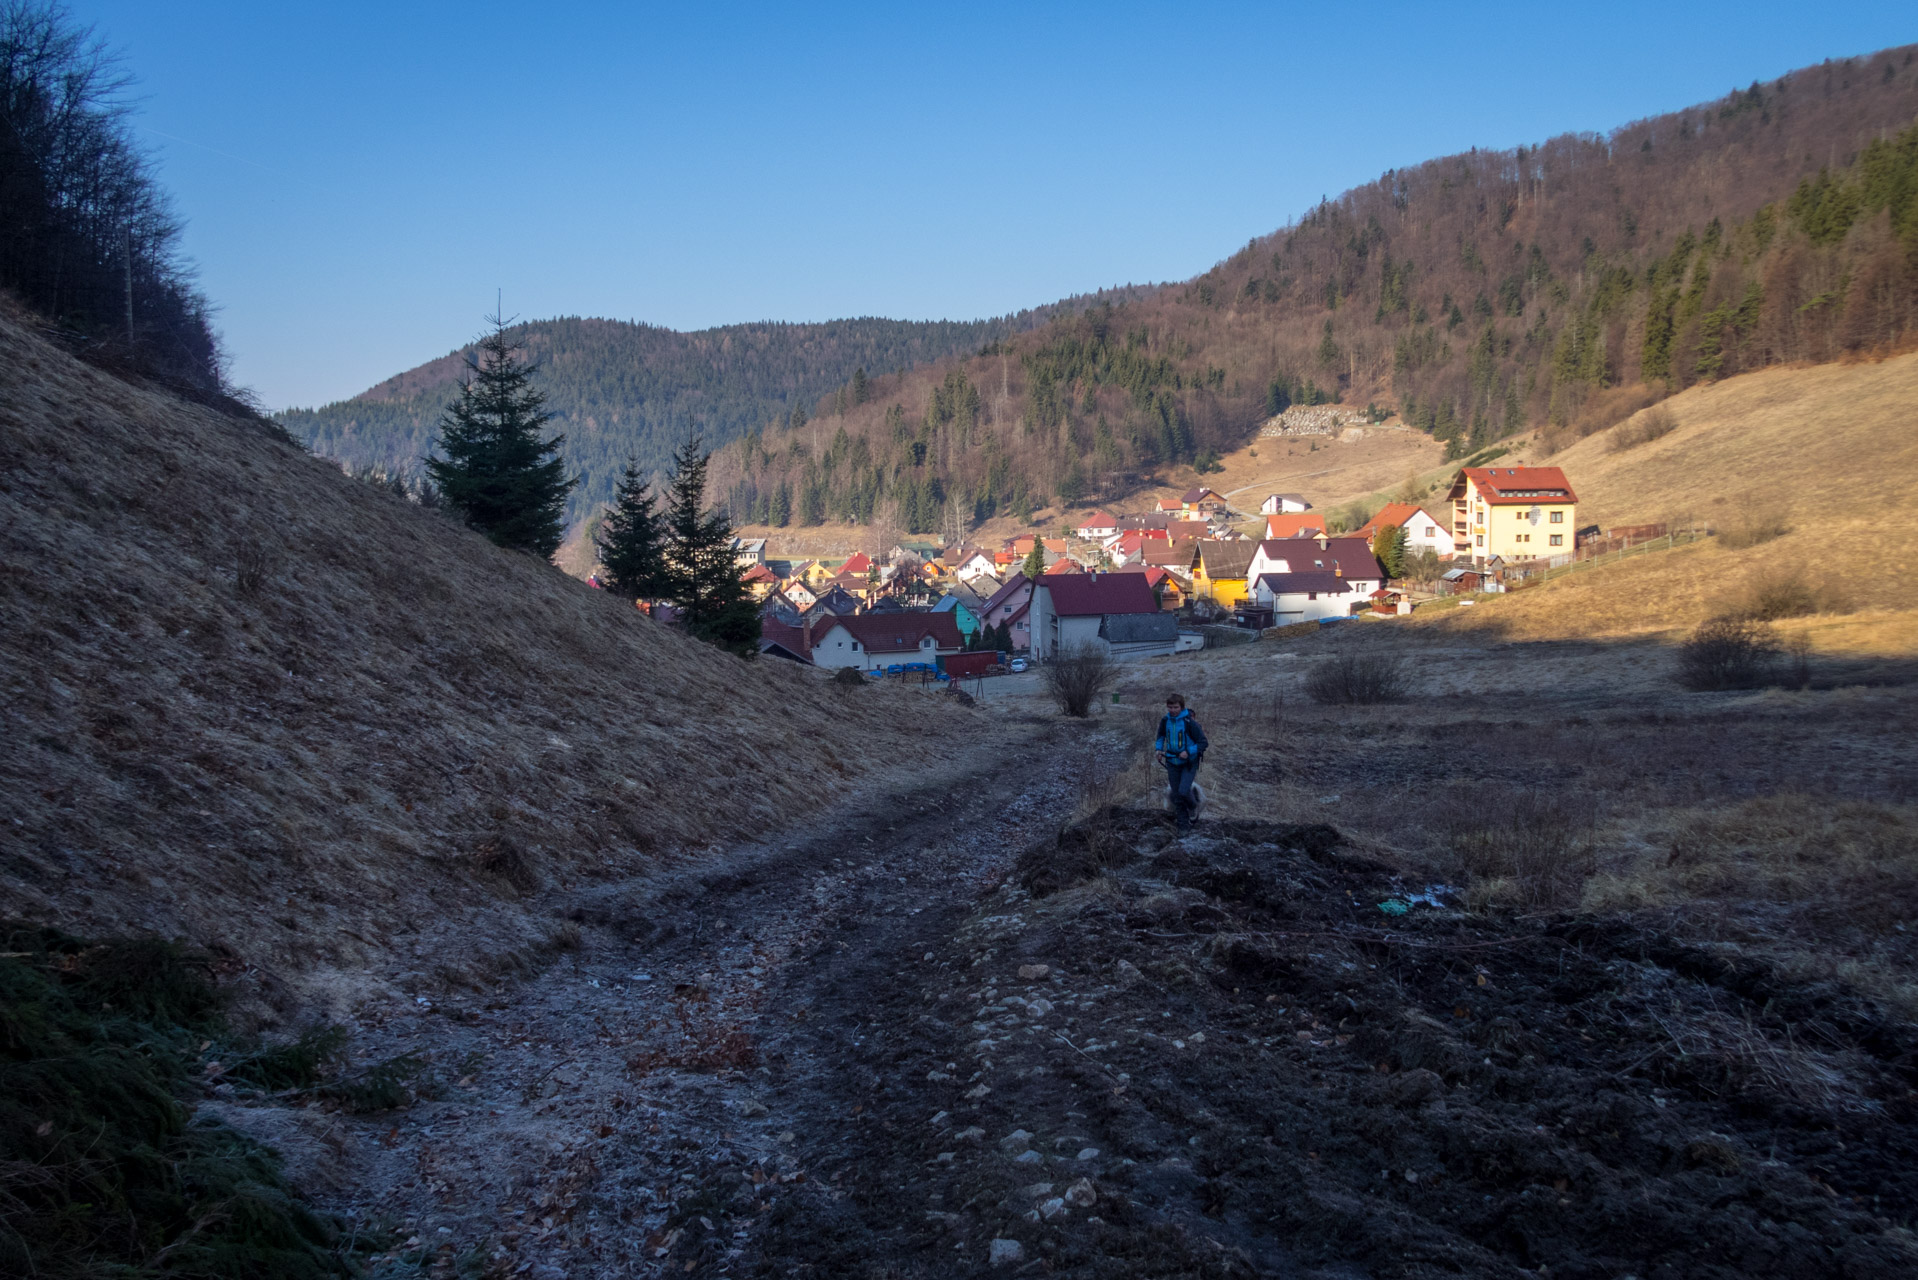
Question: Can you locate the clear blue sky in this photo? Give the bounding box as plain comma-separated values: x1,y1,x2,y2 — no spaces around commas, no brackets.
74,1,1915,409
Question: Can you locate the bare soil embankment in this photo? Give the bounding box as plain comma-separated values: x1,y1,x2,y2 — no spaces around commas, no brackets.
0,302,977,1018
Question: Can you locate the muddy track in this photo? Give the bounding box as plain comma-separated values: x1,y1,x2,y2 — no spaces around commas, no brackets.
216,715,1127,1278
216,729,1918,1280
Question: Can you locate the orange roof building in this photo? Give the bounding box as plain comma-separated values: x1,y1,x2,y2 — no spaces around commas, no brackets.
1446,467,1577,563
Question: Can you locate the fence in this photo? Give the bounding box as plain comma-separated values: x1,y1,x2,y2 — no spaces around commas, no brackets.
1502,527,1708,589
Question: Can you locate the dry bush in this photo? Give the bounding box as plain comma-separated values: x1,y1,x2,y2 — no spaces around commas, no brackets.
1608,404,1679,453
1042,644,1118,717
1733,568,1818,620
829,665,866,686
1719,511,1791,549
1677,618,1780,690
1449,791,1597,910
1728,568,1848,621
1304,652,1407,705
232,536,275,598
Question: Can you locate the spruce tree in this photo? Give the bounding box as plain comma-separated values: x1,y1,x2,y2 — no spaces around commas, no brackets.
596,459,670,603
427,318,574,557
663,436,759,657
1022,542,1046,581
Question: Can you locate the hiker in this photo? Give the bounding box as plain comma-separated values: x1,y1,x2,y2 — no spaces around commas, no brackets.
1155,693,1209,832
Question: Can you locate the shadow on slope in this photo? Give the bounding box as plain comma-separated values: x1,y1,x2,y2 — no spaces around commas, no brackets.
0,300,972,1022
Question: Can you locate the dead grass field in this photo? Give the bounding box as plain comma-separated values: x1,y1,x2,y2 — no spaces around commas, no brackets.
1094,620,1918,1021
1439,353,1918,655
0,303,981,1021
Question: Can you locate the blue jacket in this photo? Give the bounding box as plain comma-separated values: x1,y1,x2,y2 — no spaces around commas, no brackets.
1155,709,1208,764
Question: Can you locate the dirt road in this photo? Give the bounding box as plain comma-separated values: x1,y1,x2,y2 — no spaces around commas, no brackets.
216,713,1131,1278
216,704,1918,1280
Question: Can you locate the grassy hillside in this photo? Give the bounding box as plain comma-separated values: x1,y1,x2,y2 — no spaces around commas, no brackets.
1415,351,1918,657
0,300,973,1020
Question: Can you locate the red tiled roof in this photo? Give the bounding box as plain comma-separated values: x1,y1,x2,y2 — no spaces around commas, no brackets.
1264,513,1328,539
981,573,1032,616
1036,572,1159,617
840,551,874,574
760,617,812,659
1257,538,1383,579
1353,502,1421,539
820,612,964,655
1460,466,1578,505
741,564,779,583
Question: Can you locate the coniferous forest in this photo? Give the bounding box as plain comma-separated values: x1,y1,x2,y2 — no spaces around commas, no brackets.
289,48,1918,542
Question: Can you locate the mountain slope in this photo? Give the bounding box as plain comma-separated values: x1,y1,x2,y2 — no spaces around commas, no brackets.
279,303,1147,525
0,299,972,1020
710,47,1918,539
1420,349,1918,658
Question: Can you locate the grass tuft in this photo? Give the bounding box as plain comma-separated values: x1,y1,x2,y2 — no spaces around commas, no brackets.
0,922,346,1278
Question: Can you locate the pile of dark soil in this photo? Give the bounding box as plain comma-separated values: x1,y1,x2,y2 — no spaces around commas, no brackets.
737,811,1918,1278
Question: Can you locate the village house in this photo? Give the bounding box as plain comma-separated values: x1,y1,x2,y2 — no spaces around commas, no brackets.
1073,510,1119,540
732,536,768,567
779,578,818,610
931,591,983,641
1249,571,1369,624
980,574,1035,651
1355,502,1455,559
1107,527,1170,566
1111,563,1185,610
1180,486,1225,516
808,612,965,673
1246,535,1385,596
1260,493,1311,515
757,616,813,663
1029,572,1177,661
1264,512,1329,540
740,563,780,600
1447,466,1578,563
951,548,999,586
1189,539,1257,607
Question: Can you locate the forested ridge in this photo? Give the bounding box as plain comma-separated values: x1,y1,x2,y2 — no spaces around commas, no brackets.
712,47,1918,538
280,302,1145,526
289,47,1918,544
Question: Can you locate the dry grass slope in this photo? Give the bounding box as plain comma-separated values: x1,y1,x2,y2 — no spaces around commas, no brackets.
1438,353,1918,655
0,303,971,1020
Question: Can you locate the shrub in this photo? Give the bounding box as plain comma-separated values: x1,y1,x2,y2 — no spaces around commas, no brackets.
1449,791,1597,910
1303,652,1407,705
1677,618,1780,690
1608,404,1679,452
1719,512,1790,549
1733,568,1820,620
829,665,866,686
1041,644,1117,717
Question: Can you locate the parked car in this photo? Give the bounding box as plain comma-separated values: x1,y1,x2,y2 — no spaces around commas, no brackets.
1009,657,1029,673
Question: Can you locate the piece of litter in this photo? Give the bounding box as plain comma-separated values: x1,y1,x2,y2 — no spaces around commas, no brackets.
1379,899,1410,916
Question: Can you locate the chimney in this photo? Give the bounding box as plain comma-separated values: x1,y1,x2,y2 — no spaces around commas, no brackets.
801,614,814,654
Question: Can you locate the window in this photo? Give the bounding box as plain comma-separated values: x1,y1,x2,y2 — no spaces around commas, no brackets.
1476,535,1484,547
1549,510,1564,523
1550,534,1563,547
